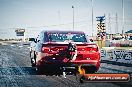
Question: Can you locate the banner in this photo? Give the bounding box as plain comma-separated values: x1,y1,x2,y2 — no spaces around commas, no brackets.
101,49,132,64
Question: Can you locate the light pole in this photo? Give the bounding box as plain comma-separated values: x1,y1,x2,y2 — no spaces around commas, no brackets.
72,5,74,31
122,0,124,35
91,0,94,37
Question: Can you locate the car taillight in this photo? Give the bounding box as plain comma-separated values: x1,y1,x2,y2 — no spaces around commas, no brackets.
41,47,60,53
50,47,59,52
42,47,50,53
85,45,98,52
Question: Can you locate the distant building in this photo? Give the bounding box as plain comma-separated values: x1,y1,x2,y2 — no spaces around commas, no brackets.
125,30,132,40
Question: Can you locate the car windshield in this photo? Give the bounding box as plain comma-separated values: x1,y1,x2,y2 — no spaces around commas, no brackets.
47,33,87,42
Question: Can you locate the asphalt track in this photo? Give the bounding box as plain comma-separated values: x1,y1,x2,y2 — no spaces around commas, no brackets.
0,43,131,87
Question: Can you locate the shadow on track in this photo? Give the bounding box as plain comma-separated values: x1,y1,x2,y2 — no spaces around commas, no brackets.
0,67,65,76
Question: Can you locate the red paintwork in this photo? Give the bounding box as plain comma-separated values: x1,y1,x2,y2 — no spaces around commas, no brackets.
36,43,100,72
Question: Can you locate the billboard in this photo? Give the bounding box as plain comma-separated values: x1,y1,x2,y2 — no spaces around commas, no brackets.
15,29,25,36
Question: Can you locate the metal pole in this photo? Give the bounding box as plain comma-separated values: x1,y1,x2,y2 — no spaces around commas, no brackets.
72,6,74,31
122,0,124,35
115,13,118,33
108,13,111,34
91,0,94,37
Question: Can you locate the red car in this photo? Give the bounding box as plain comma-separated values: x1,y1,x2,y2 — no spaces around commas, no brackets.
30,30,100,75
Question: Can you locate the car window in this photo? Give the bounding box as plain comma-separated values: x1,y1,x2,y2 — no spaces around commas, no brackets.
47,33,87,42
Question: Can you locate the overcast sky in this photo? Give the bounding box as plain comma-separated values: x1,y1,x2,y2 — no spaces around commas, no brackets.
0,0,132,39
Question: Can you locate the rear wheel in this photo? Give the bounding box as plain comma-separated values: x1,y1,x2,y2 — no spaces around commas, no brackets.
83,66,96,74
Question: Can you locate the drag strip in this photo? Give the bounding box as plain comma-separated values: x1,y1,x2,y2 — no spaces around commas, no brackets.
0,44,131,87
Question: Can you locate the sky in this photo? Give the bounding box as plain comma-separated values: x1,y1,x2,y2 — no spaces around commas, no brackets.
0,0,132,39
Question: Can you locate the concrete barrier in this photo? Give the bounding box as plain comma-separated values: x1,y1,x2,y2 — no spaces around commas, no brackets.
105,40,132,47
100,47,132,65
0,41,22,45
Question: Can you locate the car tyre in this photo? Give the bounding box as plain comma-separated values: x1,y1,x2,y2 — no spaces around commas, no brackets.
30,51,36,67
